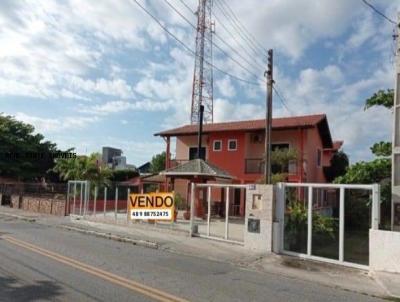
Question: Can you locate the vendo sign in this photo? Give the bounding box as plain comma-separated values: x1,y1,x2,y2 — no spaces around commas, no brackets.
129,192,174,221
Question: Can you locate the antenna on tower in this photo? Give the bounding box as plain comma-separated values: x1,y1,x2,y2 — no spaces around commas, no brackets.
190,0,214,124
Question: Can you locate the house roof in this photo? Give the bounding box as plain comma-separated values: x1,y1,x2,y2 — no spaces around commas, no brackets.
160,159,233,179
155,114,333,148
332,140,343,150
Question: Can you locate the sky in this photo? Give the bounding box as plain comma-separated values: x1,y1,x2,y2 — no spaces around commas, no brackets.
0,0,399,166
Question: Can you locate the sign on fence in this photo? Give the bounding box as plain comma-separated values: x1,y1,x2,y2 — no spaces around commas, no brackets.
129,192,174,221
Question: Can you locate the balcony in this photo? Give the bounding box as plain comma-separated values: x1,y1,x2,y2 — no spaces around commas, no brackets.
245,158,298,175
245,158,264,174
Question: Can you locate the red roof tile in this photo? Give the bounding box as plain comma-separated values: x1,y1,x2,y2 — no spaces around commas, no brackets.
155,114,327,137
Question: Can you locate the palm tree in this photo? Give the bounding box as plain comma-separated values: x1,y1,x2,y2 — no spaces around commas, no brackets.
53,153,112,187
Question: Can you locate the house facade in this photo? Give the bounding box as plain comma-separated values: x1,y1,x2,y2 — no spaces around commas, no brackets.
155,114,342,209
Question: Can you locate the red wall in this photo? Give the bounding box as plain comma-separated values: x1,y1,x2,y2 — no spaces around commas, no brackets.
207,131,248,183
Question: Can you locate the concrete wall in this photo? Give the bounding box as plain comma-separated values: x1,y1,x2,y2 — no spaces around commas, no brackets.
7,195,67,216
244,184,274,252
370,229,400,273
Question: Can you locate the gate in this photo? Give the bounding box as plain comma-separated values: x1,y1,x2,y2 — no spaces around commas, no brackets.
67,180,90,216
276,183,380,269
189,183,247,244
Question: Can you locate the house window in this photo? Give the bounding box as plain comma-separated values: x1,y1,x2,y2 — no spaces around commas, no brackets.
189,147,206,160
228,139,237,151
250,133,263,143
213,140,222,151
317,149,322,167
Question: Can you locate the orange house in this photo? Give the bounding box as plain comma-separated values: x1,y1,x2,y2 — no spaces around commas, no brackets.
154,114,343,209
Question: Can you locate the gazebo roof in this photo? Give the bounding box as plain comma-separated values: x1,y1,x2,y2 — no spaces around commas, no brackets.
160,159,232,180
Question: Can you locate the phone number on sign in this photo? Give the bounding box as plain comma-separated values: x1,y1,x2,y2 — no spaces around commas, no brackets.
130,209,172,220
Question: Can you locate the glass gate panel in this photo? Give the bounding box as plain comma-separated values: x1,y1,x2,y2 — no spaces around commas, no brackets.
344,189,371,265
311,188,340,260
284,186,308,253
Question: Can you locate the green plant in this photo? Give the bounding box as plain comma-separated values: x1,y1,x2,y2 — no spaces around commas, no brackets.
53,153,112,187
258,148,298,184
174,193,184,210
150,152,166,173
285,200,337,251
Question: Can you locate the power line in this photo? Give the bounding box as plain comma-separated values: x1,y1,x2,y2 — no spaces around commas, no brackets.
177,0,195,14
214,0,265,60
272,84,294,116
218,0,267,54
361,0,397,25
162,0,263,81
129,0,260,86
212,10,264,66
177,0,264,74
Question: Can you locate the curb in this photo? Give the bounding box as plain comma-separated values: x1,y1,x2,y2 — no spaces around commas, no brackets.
57,224,159,250
0,212,36,223
370,271,400,299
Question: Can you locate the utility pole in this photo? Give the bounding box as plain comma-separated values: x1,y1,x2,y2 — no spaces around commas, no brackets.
197,105,204,159
392,15,400,231
264,49,273,184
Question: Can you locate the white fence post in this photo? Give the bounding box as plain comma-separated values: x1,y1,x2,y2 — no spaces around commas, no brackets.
307,186,313,256
372,184,381,230
114,186,118,222
103,187,107,218
83,181,90,217
126,188,131,224
67,182,70,214
207,186,211,237
73,182,77,215
93,186,98,217
276,182,285,253
225,186,230,240
339,187,345,262
79,182,83,216
189,182,195,236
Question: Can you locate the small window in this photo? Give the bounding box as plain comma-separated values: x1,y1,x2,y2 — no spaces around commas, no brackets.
317,149,322,167
213,140,222,151
228,139,237,151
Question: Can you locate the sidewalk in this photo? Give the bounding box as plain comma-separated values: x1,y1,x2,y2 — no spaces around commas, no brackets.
0,206,395,299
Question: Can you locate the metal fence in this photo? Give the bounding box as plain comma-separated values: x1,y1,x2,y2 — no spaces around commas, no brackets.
275,182,380,269
67,181,185,229
189,183,247,244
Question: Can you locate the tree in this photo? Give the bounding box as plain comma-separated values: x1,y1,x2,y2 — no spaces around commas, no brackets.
324,151,349,182
364,89,394,110
334,89,394,229
110,169,139,182
0,114,60,180
53,153,112,187
150,152,166,173
258,148,298,184
370,141,391,157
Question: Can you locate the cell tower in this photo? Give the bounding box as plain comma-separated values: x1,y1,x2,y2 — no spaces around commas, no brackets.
190,0,213,124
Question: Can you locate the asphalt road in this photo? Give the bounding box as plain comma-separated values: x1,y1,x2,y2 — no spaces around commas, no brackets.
0,216,386,302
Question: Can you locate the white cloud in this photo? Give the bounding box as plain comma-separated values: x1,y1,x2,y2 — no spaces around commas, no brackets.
78,100,174,115
345,12,376,50
214,98,264,122
67,76,135,99
14,112,99,134
273,61,394,162
216,76,236,98
217,0,360,61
